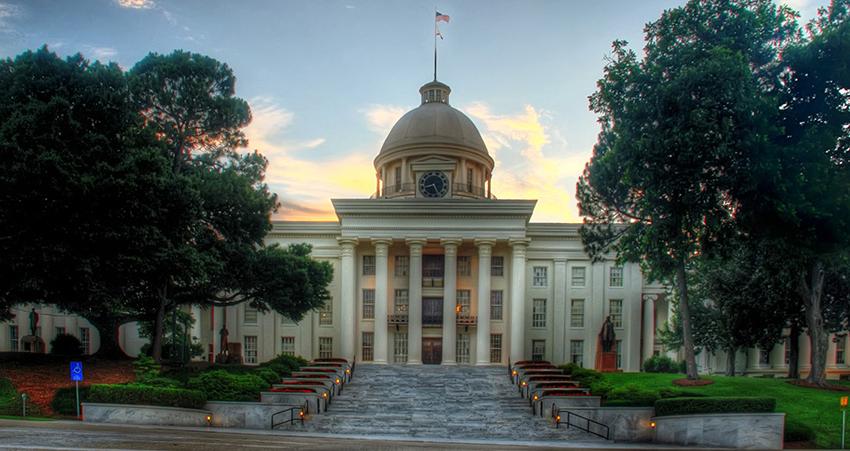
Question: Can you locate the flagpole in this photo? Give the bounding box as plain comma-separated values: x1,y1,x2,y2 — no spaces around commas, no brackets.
433,7,437,81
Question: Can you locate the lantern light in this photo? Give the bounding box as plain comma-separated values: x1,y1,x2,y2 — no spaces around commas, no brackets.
649,421,656,429
205,414,212,425
533,394,539,401
335,378,341,384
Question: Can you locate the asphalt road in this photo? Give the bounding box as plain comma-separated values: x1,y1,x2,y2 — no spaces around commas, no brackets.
0,419,732,450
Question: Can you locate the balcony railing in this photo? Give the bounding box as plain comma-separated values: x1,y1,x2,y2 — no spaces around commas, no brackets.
388,314,409,325
457,314,477,326
370,182,497,199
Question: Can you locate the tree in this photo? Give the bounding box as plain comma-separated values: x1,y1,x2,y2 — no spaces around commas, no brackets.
577,0,798,379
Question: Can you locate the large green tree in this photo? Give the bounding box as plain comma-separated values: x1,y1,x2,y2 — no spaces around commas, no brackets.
577,0,798,379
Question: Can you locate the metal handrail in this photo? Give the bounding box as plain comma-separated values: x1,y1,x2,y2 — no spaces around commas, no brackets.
271,401,307,429
553,404,610,440
388,314,409,324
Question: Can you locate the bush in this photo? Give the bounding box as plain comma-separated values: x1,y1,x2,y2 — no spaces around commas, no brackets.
133,355,161,384
590,380,614,398
0,377,42,417
643,355,685,373
254,368,280,385
88,384,206,409
51,386,91,416
261,354,307,377
784,418,816,442
187,370,268,402
50,334,82,356
654,397,775,417
558,363,603,387
605,383,660,407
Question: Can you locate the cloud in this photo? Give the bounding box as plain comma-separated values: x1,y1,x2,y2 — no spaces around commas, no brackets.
115,0,155,9
83,45,118,60
361,104,406,137
0,2,21,33
780,0,821,21
242,98,375,221
463,102,588,222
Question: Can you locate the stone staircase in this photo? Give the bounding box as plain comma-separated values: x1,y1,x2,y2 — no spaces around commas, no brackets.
293,364,603,442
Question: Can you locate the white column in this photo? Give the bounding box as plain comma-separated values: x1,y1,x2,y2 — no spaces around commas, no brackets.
441,238,461,365
475,239,495,365
373,239,391,364
553,258,568,364
642,294,658,366
509,238,530,362
407,238,425,364
338,237,358,360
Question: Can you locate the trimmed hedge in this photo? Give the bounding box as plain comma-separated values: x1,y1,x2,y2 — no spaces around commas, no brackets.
642,355,686,373
654,397,776,417
603,384,703,407
52,386,91,416
88,384,206,409
187,370,268,402
261,354,307,378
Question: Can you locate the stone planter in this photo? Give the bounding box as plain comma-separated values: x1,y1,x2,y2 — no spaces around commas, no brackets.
82,403,211,427
653,412,785,449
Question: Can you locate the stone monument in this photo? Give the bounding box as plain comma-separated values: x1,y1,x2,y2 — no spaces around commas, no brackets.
596,315,618,372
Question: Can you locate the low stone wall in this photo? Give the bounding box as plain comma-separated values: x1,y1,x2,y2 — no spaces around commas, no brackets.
566,406,655,442
205,401,305,429
82,403,211,427
653,412,785,449
536,396,601,416
260,392,325,414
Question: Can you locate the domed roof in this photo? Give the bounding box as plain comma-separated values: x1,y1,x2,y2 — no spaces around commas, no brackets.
377,81,490,160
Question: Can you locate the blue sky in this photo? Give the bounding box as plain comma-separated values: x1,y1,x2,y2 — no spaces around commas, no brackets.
0,0,826,221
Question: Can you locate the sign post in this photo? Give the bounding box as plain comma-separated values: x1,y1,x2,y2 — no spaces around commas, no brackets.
70,361,83,419
841,396,848,449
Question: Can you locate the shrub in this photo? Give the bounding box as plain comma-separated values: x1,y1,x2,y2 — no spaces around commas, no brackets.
654,397,776,417
51,386,91,416
558,363,603,387
254,368,280,385
261,354,307,377
50,334,82,356
133,355,161,384
605,383,660,407
643,355,684,373
88,384,206,409
0,377,42,417
784,418,816,442
187,370,268,402
590,380,614,398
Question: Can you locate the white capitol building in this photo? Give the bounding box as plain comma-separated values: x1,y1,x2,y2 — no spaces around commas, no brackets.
2,80,848,377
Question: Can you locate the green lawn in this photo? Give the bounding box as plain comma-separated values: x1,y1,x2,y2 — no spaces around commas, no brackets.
604,372,848,448
0,414,54,421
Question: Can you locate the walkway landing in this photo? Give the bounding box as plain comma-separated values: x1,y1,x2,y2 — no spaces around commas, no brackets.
297,364,603,442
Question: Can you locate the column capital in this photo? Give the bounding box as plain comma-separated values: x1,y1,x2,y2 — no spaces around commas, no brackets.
440,238,463,248
508,238,531,248
405,238,427,248
371,238,392,255
474,238,497,249
337,237,359,247
554,257,567,264
642,293,659,303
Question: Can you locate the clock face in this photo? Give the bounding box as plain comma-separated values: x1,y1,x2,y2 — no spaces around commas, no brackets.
418,171,449,198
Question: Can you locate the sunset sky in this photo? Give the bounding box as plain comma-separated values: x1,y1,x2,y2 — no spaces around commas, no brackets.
0,0,826,222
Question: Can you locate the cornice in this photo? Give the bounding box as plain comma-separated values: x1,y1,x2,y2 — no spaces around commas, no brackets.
331,198,537,220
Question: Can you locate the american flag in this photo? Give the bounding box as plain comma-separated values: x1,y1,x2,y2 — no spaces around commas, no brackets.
436,11,450,23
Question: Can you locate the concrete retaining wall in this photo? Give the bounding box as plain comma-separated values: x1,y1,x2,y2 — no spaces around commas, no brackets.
653,412,785,449
82,403,211,427
205,401,305,429
536,396,601,416
566,406,655,442
260,392,325,414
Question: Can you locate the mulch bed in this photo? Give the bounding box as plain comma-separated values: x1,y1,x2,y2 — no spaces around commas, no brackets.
787,379,850,392
673,378,715,386
0,356,135,416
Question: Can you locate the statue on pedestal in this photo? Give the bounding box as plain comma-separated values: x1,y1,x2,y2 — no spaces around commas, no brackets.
28,308,39,337
599,315,616,352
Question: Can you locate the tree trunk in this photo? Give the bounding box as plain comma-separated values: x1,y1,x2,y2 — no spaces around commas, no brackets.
677,261,699,380
788,324,800,379
725,347,736,376
151,290,168,363
89,315,132,360
801,261,827,385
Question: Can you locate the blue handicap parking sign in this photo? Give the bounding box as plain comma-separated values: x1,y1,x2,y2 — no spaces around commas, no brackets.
70,361,83,381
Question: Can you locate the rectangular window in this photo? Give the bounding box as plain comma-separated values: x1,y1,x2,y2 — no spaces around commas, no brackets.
532,298,547,328
394,289,409,314
571,266,586,287
609,299,623,328
490,290,503,320
79,327,90,355
490,334,502,363
837,338,846,365
362,289,375,319
281,336,295,356
394,166,402,191
759,349,770,365
9,326,18,352
244,305,258,324
785,338,791,365
609,266,624,287
457,333,471,364
570,340,584,366
362,255,376,276
319,301,333,326
394,255,409,277
319,337,333,359
491,256,504,277
393,332,408,363
244,335,258,364
55,326,65,337
616,340,623,369
456,290,471,316
362,332,374,362
532,340,546,361
457,256,471,277
532,266,548,287
467,168,473,191
570,299,585,328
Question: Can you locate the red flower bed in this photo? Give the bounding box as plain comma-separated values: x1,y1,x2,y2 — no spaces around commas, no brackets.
0,356,135,416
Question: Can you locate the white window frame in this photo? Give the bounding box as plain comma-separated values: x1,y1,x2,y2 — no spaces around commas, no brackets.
9,325,18,352
362,289,375,319
457,333,471,364
490,290,503,321
394,289,409,314
570,299,585,328
244,305,258,324
319,301,333,326
457,256,471,277
532,340,546,361
456,290,471,316
616,340,623,369
532,298,547,328
319,337,333,359
244,335,258,364
394,332,408,363
609,299,623,328
609,266,624,287
281,336,295,356
570,340,584,366
532,266,548,287
79,327,90,355
837,337,846,365
491,256,504,277
362,332,374,361
571,266,586,287
490,334,502,363
394,255,409,277
362,255,376,276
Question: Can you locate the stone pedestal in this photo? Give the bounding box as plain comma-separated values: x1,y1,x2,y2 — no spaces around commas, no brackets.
598,351,618,372
20,335,45,353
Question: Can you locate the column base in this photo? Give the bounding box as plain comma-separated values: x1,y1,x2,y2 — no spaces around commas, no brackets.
372,359,388,365
475,360,492,366
407,359,422,365
441,360,457,365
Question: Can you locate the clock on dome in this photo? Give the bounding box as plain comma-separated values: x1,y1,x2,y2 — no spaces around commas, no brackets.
418,171,449,198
